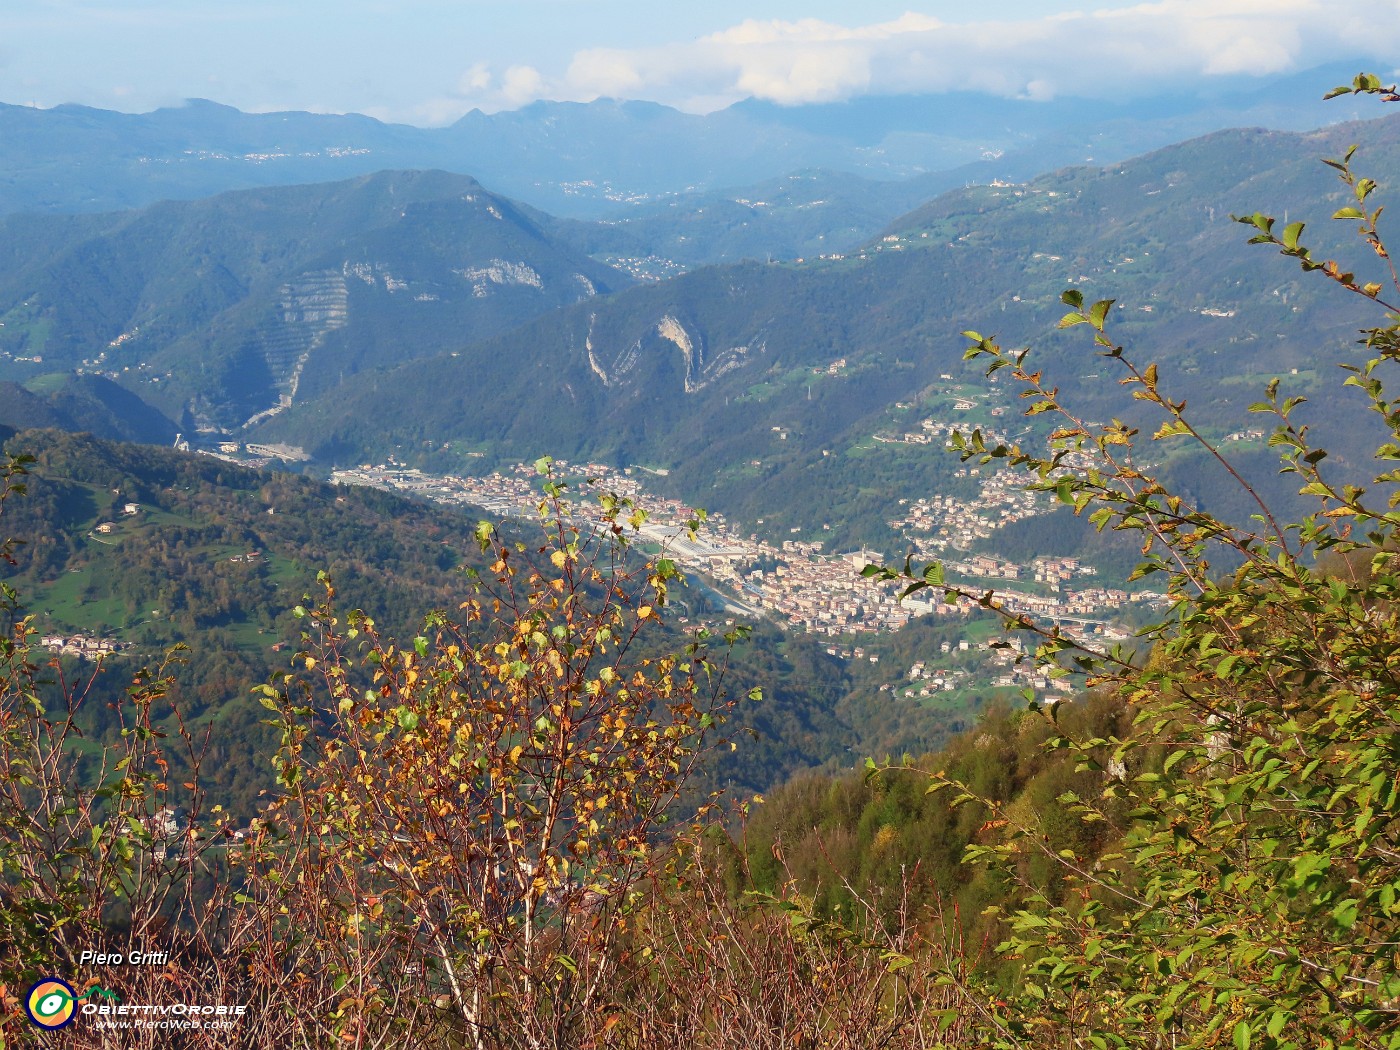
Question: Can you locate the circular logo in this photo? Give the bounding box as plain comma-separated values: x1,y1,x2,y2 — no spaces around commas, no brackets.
25,977,78,1029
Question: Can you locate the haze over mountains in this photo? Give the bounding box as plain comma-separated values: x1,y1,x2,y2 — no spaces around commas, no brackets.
0,63,1377,220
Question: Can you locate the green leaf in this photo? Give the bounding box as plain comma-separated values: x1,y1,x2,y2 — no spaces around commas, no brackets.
1089,298,1115,329
1333,898,1360,929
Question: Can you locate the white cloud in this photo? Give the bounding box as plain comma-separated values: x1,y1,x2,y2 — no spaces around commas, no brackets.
500,65,545,106
565,50,645,99
458,62,491,94
474,1,1400,112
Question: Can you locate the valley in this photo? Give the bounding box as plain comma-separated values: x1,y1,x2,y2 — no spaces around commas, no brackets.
5,107,1394,745
331,451,1159,709
5,21,1400,1043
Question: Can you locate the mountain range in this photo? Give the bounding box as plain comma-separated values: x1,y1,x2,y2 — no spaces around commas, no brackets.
1,95,1395,553
254,112,1400,543
0,64,1378,221
2,76,1397,821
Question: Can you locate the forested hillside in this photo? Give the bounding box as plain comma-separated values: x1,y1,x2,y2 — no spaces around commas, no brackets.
0,373,177,444
0,171,628,430
2,72,1400,1049
0,429,966,815
262,112,1400,550
0,429,506,810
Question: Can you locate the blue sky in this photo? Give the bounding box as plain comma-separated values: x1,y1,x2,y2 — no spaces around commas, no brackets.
3,1,1397,124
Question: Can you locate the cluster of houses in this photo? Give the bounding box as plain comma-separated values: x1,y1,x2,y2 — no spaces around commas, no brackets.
952,553,1023,580
946,552,1105,589
888,466,1046,555
902,658,972,697
142,807,276,861
875,414,1010,449
889,635,1080,703
1031,556,1097,587
330,456,1157,651
40,633,125,660
93,502,141,535
1223,427,1266,444
333,458,701,527
728,548,920,635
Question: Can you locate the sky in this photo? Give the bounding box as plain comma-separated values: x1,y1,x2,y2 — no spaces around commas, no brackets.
2,0,1398,125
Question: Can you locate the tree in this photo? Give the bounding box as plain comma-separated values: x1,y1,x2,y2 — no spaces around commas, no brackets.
859,74,1400,1048
0,451,281,1048
247,460,749,1048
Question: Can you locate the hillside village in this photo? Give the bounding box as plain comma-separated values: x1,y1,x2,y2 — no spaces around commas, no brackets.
333,450,1164,701
39,632,127,660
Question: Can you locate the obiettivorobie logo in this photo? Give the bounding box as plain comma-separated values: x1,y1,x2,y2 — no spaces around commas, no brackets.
24,978,120,1030
24,970,247,1033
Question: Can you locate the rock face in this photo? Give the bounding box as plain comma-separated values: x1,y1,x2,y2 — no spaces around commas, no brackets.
241,270,349,427
584,311,767,395
455,260,545,297
655,315,699,391
655,314,767,394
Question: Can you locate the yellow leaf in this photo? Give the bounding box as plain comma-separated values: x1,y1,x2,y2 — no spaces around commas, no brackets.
637,606,652,619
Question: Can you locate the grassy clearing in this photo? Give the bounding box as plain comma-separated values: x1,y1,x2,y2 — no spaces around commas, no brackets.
22,372,70,395
30,570,131,632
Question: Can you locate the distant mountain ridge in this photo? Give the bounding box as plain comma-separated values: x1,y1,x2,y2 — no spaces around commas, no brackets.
256,111,1400,545
0,63,1379,220
0,170,628,431
2,104,1397,552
